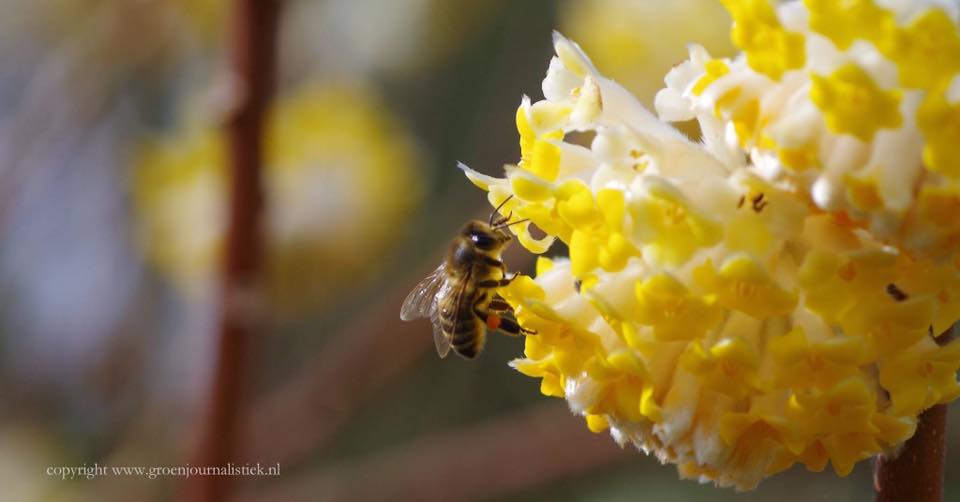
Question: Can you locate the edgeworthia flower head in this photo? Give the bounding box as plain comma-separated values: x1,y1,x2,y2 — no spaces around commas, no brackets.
459,0,960,491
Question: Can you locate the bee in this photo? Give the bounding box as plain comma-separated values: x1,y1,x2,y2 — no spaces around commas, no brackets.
400,196,536,359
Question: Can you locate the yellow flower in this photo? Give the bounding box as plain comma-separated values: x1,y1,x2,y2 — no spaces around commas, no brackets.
810,64,902,142
907,184,960,262
694,255,797,318
634,273,722,341
804,0,894,50
917,85,960,179
768,327,865,390
880,8,960,89
879,339,960,415
680,337,764,399
784,377,882,476
169,0,225,41
460,23,960,490
134,84,422,311
722,0,805,79
631,178,722,266
797,248,897,327
692,60,731,96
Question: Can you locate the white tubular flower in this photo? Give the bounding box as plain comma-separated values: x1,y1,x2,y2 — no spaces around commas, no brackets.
459,3,960,490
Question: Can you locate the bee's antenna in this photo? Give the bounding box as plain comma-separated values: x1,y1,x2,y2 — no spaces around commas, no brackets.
489,195,515,225
493,218,529,230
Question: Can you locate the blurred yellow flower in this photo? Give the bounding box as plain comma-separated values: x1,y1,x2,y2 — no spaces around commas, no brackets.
170,0,225,41
460,0,960,488
560,0,734,104
134,83,422,312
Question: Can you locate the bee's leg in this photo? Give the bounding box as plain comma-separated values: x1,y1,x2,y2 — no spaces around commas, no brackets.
472,297,530,336
477,272,519,289
473,301,499,332
493,314,537,337
482,256,507,276
477,278,511,288
487,296,512,312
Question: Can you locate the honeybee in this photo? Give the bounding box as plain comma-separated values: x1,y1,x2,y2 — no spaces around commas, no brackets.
400,196,536,359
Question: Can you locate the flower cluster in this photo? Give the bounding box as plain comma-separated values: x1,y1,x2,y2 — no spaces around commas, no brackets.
658,0,960,262
460,0,960,490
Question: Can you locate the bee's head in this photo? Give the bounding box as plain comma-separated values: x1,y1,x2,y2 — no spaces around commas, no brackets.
462,220,511,251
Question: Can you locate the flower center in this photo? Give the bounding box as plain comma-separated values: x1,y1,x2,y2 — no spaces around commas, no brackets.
665,204,687,225
734,280,757,299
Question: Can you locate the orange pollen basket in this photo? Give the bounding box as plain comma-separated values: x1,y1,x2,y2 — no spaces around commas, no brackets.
486,313,502,330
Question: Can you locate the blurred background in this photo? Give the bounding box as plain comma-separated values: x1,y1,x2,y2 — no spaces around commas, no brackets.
0,0,956,500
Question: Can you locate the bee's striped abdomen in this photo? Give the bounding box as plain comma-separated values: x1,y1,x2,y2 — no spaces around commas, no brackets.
451,327,485,359
439,290,487,359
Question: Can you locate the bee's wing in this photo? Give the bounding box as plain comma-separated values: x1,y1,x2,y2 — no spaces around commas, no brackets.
433,269,474,359
430,284,453,359
400,263,447,321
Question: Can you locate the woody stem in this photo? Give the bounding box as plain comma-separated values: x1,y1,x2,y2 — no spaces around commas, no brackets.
873,329,954,502
183,0,280,500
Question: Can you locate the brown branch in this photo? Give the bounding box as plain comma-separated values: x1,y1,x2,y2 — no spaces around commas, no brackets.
874,329,956,502
182,1,280,500
238,404,632,502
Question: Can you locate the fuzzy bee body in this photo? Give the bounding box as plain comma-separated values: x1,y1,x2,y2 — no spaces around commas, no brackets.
436,275,486,358
437,230,503,357
400,209,535,359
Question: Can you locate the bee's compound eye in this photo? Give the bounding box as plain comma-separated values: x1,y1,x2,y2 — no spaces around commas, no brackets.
471,231,496,250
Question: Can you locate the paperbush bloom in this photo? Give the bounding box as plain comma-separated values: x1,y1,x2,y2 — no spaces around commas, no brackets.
460,0,960,490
